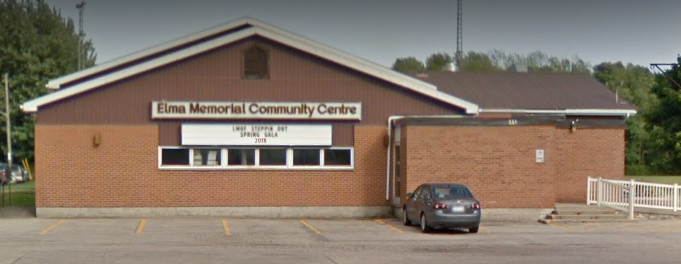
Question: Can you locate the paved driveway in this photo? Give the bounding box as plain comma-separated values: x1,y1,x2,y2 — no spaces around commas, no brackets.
1,217,681,264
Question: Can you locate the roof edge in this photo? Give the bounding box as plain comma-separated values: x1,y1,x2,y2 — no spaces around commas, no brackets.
46,17,258,90
479,108,637,117
24,25,480,114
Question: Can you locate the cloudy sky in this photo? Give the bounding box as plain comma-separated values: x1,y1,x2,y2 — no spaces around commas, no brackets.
45,0,680,69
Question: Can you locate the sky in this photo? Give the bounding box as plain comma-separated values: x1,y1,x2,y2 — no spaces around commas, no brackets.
44,0,681,69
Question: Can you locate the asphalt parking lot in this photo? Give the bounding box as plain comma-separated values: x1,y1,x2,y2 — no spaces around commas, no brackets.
2,217,681,264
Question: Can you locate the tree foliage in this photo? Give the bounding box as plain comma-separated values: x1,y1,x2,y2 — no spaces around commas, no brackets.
593,62,656,166
391,57,425,73
394,50,591,74
0,0,96,161
425,53,453,71
643,56,681,174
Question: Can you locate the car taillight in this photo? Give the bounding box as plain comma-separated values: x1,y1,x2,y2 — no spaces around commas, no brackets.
433,202,447,209
471,203,481,210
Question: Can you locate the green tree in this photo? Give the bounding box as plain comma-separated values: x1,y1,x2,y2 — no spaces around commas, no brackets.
391,57,425,73
459,51,503,72
644,56,681,174
488,50,590,73
593,62,656,166
425,52,453,71
0,0,96,162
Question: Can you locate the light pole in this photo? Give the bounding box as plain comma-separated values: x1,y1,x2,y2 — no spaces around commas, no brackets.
3,73,10,206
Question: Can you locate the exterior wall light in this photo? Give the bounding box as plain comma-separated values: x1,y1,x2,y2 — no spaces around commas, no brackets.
570,120,578,133
93,133,101,147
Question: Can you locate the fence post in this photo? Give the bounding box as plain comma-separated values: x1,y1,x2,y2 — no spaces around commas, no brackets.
597,177,602,206
586,176,592,204
628,179,635,220
674,184,679,212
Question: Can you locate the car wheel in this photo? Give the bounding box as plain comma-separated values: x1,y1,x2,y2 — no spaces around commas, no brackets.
403,208,412,226
469,226,479,233
420,213,431,233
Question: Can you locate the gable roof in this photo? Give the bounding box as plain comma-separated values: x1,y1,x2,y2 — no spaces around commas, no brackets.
21,17,479,114
409,71,637,117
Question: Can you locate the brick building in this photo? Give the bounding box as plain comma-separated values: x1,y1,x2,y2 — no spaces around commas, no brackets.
21,18,635,218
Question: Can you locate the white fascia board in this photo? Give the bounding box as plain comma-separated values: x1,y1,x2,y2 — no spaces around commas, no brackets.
252,28,478,114
250,20,439,91
45,18,255,90
22,28,258,113
25,25,480,114
479,108,637,116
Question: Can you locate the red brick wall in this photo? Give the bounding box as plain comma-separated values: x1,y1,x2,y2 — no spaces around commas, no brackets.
35,125,388,207
401,125,625,208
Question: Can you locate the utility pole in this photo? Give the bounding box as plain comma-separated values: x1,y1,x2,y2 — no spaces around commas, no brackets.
455,0,463,69
3,73,10,205
76,1,87,70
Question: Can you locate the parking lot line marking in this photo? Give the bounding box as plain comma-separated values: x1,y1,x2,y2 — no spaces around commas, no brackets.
222,219,231,235
479,226,491,234
39,219,64,235
547,222,572,232
375,219,403,233
136,219,146,235
300,220,321,234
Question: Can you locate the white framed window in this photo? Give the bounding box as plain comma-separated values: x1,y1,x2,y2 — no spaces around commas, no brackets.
192,148,222,167
158,146,353,170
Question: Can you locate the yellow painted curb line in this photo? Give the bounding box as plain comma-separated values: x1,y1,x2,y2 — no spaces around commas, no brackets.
222,219,231,235
375,219,403,233
39,219,64,235
300,220,321,234
136,219,146,235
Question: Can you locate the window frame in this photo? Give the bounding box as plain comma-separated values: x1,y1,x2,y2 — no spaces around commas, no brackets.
158,146,191,168
226,148,257,167
158,146,353,171
323,148,353,167
257,148,288,167
191,148,223,167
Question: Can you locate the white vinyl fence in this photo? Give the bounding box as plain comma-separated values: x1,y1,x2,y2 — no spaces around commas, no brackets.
587,176,681,219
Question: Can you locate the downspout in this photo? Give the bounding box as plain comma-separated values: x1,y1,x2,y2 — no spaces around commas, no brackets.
385,115,473,201
385,116,404,201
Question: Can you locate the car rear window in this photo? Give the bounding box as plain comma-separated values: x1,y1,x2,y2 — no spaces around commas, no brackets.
432,186,473,199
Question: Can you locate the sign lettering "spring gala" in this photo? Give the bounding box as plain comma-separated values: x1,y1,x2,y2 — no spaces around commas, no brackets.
151,101,362,120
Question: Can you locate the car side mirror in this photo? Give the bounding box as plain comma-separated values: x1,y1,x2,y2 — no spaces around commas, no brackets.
406,192,413,198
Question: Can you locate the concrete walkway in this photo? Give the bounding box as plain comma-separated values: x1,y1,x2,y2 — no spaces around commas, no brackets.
0,206,36,218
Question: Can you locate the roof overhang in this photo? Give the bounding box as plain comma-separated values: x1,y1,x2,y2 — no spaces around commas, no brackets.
478,108,637,117
26,17,478,114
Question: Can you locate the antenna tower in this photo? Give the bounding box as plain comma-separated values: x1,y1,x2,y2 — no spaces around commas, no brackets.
76,1,87,70
456,0,463,68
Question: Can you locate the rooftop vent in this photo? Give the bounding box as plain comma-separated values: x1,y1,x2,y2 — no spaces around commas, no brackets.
442,62,458,72
510,63,528,73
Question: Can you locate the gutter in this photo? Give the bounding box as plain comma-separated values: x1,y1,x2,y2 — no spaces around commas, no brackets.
478,108,637,118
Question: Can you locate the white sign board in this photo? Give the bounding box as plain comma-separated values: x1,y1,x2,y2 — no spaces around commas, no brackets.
536,149,545,163
152,101,361,120
181,124,332,146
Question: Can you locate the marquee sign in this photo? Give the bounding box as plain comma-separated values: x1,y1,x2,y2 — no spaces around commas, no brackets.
152,101,361,120
181,124,332,146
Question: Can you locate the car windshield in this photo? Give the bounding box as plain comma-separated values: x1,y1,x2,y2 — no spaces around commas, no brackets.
432,186,473,199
